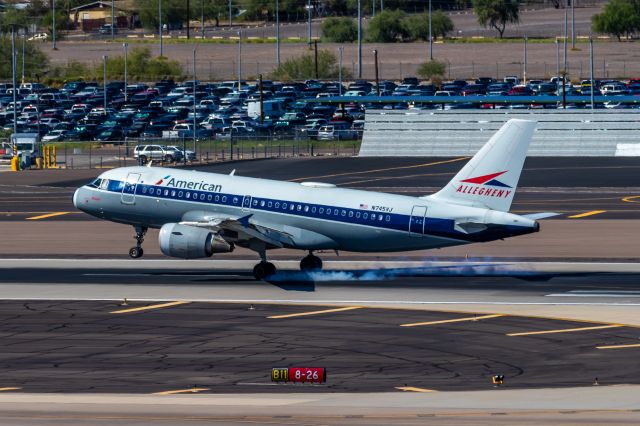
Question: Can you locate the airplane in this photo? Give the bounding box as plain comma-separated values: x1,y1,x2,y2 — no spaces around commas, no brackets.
73,118,544,280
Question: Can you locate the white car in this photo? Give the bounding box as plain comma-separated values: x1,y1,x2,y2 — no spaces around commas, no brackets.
167,145,196,161
28,33,49,42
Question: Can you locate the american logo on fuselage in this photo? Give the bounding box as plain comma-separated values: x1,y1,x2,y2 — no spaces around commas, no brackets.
156,175,222,192
456,171,512,198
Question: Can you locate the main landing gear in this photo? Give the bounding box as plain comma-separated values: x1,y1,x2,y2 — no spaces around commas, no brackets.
129,225,147,259
300,252,323,272
251,250,323,280
253,250,277,280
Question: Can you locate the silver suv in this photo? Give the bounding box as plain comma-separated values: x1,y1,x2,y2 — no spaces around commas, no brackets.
133,145,181,163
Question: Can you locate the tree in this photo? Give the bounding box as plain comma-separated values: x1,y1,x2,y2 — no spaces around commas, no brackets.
417,60,446,80
472,0,519,38
366,9,409,42
269,49,351,80
592,0,638,41
0,37,49,79
321,16,357,42
405,11,454,41
136,0,188,30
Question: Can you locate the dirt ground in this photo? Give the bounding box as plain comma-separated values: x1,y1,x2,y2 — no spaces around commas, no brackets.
43,4,640,81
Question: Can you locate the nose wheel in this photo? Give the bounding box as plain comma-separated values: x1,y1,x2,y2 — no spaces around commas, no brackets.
300,253,323,272
129,226,147,259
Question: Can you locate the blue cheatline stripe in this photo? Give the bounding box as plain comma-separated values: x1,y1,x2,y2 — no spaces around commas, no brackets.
101,179,459,237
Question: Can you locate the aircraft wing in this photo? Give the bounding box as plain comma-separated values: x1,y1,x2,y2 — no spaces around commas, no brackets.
179,210,294,247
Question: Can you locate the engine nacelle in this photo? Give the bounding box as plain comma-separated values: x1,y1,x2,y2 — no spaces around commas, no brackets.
159,223,231,259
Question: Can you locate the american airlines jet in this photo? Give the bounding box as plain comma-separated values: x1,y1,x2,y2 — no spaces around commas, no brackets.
73,119,543,279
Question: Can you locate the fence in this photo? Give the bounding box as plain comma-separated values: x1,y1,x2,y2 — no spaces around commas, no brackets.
29,134,360,170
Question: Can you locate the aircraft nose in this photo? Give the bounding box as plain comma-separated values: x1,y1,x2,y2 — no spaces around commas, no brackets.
72,188,81,209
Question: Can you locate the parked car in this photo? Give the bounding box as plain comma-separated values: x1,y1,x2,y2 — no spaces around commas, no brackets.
317,121,359,140
133,145,181,163
167,145,196,161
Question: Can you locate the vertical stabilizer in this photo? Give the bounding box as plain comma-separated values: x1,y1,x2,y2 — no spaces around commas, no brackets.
429,119,536,212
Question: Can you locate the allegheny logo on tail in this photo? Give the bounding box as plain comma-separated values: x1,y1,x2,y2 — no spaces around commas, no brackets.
456,171,512,198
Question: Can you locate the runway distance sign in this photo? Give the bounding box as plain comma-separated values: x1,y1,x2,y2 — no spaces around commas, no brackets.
271,367,326,383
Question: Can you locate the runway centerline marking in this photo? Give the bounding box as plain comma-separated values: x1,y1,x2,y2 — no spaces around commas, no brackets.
268,306,362,319
25,212,71,220
395,386,436,393
596,343,640,350
288,157,470,182
568,210,606,219
110,301,190,314
507,324,624,336
0,387,21,392
400,314,504,327
152,387,210,395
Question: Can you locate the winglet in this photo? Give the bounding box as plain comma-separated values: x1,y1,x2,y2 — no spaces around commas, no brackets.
229,169,236,176
238,214,253,228
146,160,153,168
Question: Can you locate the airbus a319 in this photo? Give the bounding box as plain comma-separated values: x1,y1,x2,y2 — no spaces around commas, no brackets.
73,119,546,279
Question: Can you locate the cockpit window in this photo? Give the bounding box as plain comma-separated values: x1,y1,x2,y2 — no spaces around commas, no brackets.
88,178,102,188
99,179,109,190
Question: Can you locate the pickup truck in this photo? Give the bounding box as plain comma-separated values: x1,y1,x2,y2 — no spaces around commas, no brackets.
133,144,182,163
161,123,211,139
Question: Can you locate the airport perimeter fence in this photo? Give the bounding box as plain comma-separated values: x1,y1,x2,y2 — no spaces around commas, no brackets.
21,134,361,170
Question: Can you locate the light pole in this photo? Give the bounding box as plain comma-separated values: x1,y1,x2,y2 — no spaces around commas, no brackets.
21,33,25,85
201,0,205,38
563,0,568,72
523,35,527,84
338,46,343,95
357,0,362,78
103,55,108,111
123,42,128,102
52,0,57,50
380,0,383,12
193,48,197,153
307,0,312,44
11,28,17,135
111,0,115,40
373,49,380,96
229,0,232,27
237,30,242,91
571,0,575,49
556,37,560,77
429,0,433,60
159,0,163,57
187,0,191,39
589,36,594,110
276,0,280,66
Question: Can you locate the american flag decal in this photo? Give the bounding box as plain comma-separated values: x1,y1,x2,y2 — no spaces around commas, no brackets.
359,204,368,209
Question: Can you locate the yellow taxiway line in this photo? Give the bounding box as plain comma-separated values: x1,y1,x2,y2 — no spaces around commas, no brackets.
596,343,640,350
25,212,71,220
568,210,606,219
507,324,624,337
268,306,362,319
152,388,210,395
395,386,436,393
622,195,640,203
0,387,21,392
400,314,504,327
110,301,190,314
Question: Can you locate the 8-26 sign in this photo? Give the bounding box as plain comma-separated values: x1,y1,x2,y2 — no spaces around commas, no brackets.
271,367,326,383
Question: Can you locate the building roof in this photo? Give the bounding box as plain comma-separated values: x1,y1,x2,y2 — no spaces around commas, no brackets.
69,1,125,12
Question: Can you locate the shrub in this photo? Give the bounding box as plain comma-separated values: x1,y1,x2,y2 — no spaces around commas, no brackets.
366,9,409,42
269,49,352,80
321,17,358,43
417,60,446,81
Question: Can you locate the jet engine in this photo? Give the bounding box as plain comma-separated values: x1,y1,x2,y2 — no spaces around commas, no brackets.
159,223,232,259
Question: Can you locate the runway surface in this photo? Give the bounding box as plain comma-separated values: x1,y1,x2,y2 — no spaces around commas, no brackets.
1,157,639,221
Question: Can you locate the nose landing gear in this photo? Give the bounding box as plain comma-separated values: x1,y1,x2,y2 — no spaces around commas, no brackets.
129,225,147,259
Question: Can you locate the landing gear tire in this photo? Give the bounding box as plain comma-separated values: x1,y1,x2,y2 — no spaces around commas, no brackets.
253,262,277,280
129,246,144,259
300,255,323,272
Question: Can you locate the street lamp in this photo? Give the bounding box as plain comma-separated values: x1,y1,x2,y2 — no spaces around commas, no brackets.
523,35,527,84
159,0,163,57
589,36,594,110
52,0,57,50
373,49,380,96
111,0,115,40
357,0,362,78
123,43,129,102
11,28,17,135
103,55,108,111
237,30,242,91
276,0,280,66
338,46,343,95
192,48,197,153
429,0,433,60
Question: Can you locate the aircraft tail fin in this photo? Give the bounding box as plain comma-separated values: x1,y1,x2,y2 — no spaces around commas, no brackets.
429,119,536,212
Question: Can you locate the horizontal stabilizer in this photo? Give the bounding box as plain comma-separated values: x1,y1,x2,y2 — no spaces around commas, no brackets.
522,212,561,220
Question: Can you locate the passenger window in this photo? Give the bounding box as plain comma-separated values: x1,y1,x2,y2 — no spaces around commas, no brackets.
341,210,346,216
304,205,309,212
222,196,227,202
201,194,206,200
275,202,280,208
260,200,265,207
348,211,353,217
185,192,190,198
268,201,272,208
319,207,324,214
379,215,383,221
215,195,220,202
171,190,176,197
178,191,183,197
164,190,169,196
356,212,361,218
297,204,302,211
282,202,287,209
207,194,212,201
311,207,316,213
253,199,258,206
371,213,376,220
290,204,295,211
386,215,391,222
233,197,239,204
142,186,147,194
